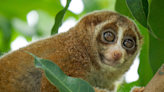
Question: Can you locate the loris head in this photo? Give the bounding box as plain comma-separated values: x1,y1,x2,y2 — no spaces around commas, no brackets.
95,18,143,71
74,10,143,72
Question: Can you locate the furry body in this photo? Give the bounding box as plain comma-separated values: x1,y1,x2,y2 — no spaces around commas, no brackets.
0,10,143,92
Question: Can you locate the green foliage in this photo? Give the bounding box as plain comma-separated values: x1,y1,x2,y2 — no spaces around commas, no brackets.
126,0,148,27
115,0,133,19
51,0,71,35
137,22,153,86
117,81,139,92
0,0,78,55
1,0,164,92
82,0,100,13
0,0,76,20
126,0,158,39
26,51,94,92
149,0,164,74
0,15,11,53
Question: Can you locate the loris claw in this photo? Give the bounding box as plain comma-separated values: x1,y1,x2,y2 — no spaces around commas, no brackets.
131,87,145,92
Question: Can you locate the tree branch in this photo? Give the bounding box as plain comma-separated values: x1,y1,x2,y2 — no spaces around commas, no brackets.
144,64,164,92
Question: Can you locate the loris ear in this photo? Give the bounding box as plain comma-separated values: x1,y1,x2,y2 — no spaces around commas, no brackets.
78,10,118,27
133,26,144,46
134,26,144,44
79,13,102,27
136,31,144,41
139,34,144,45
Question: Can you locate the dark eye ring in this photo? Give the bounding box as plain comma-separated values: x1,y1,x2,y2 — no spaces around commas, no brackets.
103,30,116,43
122,37,135,50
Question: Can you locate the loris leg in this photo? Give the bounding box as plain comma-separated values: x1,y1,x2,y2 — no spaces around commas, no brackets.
41,75,59,92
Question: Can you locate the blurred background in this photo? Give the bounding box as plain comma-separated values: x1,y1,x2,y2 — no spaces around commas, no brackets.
0,0,164,91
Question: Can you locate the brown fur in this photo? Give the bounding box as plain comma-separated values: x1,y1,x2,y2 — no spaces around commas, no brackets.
0,10,143,92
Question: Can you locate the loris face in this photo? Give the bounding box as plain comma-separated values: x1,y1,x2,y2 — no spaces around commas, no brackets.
94,15,143,68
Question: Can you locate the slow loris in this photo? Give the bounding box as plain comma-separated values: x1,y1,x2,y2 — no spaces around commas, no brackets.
0,10,143,92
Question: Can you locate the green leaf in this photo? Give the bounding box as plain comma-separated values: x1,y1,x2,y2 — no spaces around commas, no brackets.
115,0,133,19
51,0,71,35
25,51,94,92
148,0,164,74
126,0,158,39
126,0,148,27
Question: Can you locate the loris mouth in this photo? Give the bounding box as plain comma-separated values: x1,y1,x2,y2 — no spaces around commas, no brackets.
99,54,121,68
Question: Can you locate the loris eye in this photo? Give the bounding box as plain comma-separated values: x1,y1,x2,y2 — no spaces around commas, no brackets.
103,31,115,42
123,38,135,49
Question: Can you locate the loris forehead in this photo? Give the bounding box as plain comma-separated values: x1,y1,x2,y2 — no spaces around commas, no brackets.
100,17,137,40
96,15,138,39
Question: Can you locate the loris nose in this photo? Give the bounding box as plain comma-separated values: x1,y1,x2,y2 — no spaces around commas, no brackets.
112,51,122,60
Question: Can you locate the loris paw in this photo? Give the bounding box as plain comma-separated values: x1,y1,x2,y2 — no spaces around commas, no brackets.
131,87,145,92
94,87,109,92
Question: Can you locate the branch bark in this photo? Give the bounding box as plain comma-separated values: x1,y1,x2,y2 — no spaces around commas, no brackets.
143,64,164,92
